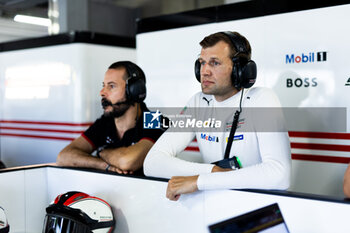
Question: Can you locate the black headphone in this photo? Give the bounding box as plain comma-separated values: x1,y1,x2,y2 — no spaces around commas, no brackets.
110,61,146,103
195,31,257,89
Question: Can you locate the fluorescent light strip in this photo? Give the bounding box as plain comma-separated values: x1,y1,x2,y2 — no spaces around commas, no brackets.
14,14,50,27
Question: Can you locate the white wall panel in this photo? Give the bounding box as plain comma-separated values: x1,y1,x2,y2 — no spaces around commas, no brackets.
0,170,26,233
1,167,350,233
24,168,48,233
0,43,136,167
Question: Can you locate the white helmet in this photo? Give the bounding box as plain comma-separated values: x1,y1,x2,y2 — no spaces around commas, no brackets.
0,207,9,233
43,191,115,233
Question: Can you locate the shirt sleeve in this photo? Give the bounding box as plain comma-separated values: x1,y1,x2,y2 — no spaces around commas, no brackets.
143,131,214,179
82,117,104,149
143,93,215,179
197,88,291,191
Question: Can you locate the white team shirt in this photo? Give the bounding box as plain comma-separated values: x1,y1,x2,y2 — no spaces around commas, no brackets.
144,87,291,191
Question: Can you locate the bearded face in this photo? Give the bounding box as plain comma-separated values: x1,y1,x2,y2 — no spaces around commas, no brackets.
101,98,131,118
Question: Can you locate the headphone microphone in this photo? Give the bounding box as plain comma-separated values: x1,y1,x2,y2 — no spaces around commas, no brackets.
112,99,131,106
101,98,130,109
194,31,257,89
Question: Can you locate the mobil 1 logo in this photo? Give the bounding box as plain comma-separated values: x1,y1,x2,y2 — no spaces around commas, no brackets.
285,51,327,64
286,77,317,88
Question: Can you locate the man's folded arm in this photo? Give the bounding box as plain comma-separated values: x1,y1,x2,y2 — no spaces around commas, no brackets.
56,136,108,170
99,139,154,172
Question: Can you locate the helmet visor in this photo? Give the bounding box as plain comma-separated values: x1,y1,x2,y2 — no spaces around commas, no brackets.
43,214,92,233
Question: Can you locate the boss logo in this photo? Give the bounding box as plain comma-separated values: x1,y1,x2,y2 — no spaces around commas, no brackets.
286,78,317,88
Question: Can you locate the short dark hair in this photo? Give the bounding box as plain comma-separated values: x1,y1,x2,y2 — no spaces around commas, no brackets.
108,61,146,83
199,31,251,60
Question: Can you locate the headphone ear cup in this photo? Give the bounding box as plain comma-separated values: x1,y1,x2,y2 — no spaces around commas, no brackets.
194,59,201,82
126,78,146,103
231,57,257,89
241,60,257,88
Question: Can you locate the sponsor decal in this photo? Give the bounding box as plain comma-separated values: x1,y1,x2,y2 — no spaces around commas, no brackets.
106,136,113,144
202,97,212,106
286,77,317,88
179,106,187,115
226,134,244,142
143,110,161,129
200,133,219,142
226,118,245,131
285,51,327,64
345,77,350,86
100,216,113,220
97,136,115,154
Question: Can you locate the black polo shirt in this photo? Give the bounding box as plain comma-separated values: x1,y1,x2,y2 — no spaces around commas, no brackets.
82,103,166,174
83,102,165,149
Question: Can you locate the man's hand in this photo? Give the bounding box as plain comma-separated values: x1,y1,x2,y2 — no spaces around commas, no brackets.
166,175,199,201
106,163,133,175
211,165,233,172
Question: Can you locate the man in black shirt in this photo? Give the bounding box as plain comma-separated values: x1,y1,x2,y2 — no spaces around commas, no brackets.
57,61,165,175
344,163,350,198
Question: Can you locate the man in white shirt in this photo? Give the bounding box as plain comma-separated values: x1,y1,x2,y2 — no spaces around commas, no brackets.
144,31,291,201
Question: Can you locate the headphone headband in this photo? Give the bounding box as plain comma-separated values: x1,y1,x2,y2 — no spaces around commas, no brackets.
194,31,257,89
221,31,247,55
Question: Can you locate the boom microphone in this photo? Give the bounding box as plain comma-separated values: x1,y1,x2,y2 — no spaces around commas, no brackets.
112,100,130,106
101,98,130,109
